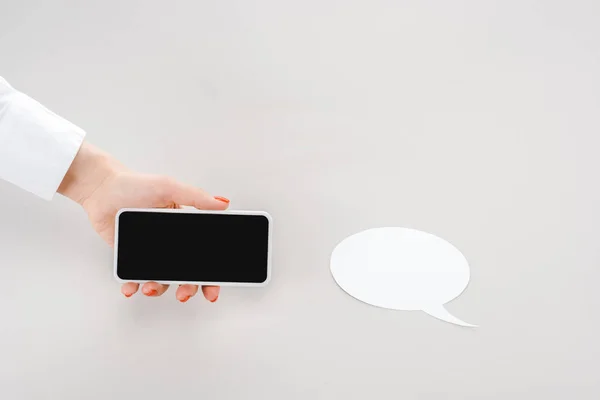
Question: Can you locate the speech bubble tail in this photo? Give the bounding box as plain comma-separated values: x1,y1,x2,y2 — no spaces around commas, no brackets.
423,305,478,328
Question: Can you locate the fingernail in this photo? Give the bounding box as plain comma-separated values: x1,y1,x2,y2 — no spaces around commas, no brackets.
124,293,132,298
210,295,219,303
180,296,191,303
214,196,230,204
145,289,158,296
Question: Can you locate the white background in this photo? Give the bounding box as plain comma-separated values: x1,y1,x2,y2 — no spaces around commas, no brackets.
1,1,599,398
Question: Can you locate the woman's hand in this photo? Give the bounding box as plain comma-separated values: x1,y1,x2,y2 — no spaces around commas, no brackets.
58,142,229,302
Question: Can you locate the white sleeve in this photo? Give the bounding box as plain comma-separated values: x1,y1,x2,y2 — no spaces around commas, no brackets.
0,76,85,200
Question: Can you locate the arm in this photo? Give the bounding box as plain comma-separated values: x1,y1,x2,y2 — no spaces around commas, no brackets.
0,76,85,200
0,76,228,302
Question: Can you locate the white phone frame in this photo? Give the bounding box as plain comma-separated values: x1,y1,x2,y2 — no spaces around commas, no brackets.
114,208,272,287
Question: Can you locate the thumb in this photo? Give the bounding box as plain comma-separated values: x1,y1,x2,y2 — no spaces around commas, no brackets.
164,179,229,210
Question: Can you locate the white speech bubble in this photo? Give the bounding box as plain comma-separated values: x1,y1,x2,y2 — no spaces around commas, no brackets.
330,227,477,327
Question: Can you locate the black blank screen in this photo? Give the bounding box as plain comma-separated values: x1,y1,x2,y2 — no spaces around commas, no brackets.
116,211,270,283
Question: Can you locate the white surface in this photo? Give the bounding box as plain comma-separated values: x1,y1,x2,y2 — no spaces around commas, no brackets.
331,227,476,327
0,76,85,200
114,208,273,286
1,1,599,399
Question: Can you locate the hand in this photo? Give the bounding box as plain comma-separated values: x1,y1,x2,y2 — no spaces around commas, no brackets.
58,142,229,302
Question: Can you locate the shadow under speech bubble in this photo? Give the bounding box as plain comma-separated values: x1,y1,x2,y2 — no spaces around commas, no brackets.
330,227,477,328
423,305,477,328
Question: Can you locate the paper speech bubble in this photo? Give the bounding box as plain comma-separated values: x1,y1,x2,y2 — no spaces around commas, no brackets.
330,227,477,327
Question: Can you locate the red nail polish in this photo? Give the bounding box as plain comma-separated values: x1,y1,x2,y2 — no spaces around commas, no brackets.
124,293,132,298
145,289,158,296
214,196,230,204
180,296,191,303
210,295,219,303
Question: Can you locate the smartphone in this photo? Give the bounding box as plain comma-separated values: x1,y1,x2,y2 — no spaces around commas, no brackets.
114,208,272,286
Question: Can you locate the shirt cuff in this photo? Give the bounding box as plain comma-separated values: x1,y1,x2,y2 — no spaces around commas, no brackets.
0,78,86,200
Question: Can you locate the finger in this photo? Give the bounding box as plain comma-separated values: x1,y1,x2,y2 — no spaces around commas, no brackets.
201,286,220,303
162,178,230,210
141,282,170,297
176,284,199,303
122,282,140,298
